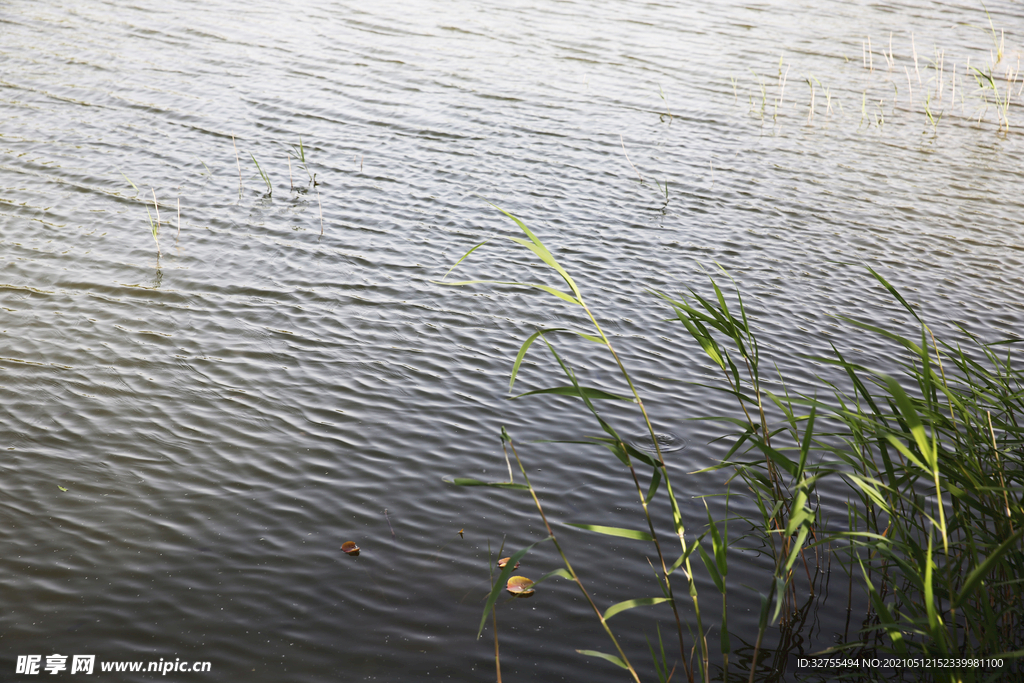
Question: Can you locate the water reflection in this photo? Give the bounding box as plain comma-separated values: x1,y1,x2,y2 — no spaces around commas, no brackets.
0,0,1021,680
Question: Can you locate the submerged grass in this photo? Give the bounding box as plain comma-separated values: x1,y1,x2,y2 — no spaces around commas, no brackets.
442,208,1023,683
738,17,1020,135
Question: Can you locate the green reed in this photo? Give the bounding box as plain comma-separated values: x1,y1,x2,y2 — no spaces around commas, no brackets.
734,14,1018,136
442,209,1023,683
147,188,161,258
801,276,1024,680
289,137,314,186
232,135,242,195
121,172,139,196
440,206,701,681
662,265,1023,681
250,153,273,196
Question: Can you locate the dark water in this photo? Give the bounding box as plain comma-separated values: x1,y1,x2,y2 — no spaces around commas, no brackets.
1,0,1021,680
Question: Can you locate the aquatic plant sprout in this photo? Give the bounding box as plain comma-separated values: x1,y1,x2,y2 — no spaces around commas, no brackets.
289,137,314,185
147,188,161,258
250,153,273,196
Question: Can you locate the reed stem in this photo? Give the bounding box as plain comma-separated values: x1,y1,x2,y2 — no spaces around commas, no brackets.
505,437,642,683
232,135,242,195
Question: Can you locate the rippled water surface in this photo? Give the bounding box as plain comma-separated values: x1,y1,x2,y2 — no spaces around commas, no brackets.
2,0,1022,680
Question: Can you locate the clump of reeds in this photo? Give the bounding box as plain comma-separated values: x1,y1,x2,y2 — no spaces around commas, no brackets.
736,16,1021,135
662,266,1024,680
442,209,1023,683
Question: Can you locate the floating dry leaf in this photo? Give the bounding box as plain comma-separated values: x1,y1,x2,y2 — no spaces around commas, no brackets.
496,557,520,570
341,541,360,556
505,575,535,597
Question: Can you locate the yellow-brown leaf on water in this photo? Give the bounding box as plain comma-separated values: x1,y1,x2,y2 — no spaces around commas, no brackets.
341,541,360,556
505,576,534,597
496,557,519,570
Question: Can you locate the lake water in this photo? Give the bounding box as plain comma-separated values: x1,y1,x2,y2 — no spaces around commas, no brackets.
1,0,1021,680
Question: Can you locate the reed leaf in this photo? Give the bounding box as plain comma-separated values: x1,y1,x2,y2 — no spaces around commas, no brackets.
566,524,654,542
604,597,672,621
576,650,630,670
952,528,1024,609
476,538,551,638
250,153,272,195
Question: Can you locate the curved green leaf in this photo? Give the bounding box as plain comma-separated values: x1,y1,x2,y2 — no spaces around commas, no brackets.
535,567,574,585
566,523,653,541
698,544,725,593
604,597,671,621
622,441,658,468
576,650,629,670
510,329,559,392
442,238,492,279
477,537,551,638
883,374,935,468
645,468,662,503
858,557,907,653
953,528,1024,609
884,434,929,473
923,532,941,637
864,265,921,323
575,331,606,344
508,328,604,392
704,501,727,577
490,204,583,300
